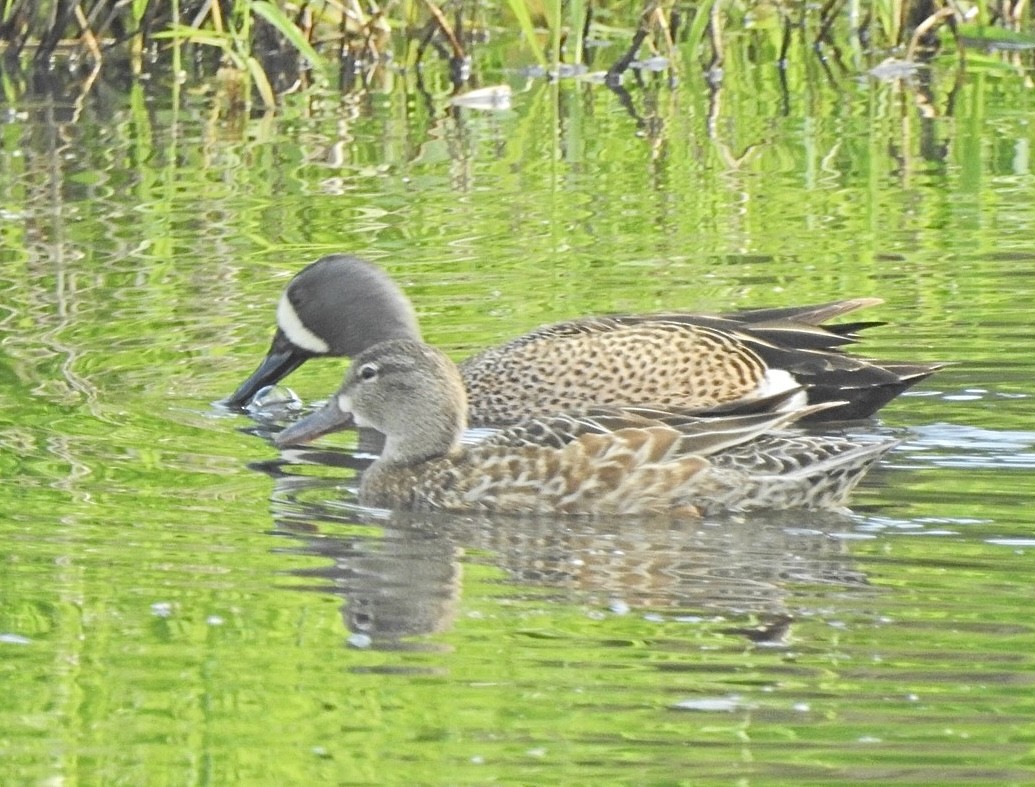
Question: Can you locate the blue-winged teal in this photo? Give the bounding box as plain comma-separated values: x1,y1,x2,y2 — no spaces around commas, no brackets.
273,339,898,516
227,254,940,423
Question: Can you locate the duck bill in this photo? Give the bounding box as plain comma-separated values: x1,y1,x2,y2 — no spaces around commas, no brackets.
224,331,309,408
274,396,355,447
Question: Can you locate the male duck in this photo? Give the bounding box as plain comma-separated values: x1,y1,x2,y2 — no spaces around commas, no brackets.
273,339,898,516
227,254,939,424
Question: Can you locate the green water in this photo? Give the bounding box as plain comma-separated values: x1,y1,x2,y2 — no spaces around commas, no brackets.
1,32,1034,785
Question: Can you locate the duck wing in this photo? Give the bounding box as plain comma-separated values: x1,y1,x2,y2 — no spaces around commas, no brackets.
459,299,940,425
437,404,889,515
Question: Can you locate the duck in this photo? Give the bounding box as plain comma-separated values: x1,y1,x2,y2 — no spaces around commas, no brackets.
226,254,940,424
272,339,899,516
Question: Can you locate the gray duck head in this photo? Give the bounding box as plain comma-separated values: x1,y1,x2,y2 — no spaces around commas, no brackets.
274,339,467,465
226,255,422,408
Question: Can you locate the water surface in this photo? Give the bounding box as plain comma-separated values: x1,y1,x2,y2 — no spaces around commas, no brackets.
1,38,1034,784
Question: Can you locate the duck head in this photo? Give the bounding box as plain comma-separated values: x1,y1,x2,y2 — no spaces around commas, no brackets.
226,255,422,408
274,339,467,465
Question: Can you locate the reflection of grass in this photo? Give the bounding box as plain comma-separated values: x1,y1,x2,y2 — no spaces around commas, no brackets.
2,0,1034,106
149,1,329,109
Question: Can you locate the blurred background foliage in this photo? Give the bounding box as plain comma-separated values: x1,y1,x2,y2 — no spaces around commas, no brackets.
1,0,1034,110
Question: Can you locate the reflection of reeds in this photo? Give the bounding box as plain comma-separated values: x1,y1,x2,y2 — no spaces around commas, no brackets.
0,0,1031,104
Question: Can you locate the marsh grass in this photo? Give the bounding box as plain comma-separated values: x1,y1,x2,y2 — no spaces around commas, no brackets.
1,0,1033,107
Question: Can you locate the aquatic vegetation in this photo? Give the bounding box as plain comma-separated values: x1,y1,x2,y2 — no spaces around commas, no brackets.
1,0,1033,108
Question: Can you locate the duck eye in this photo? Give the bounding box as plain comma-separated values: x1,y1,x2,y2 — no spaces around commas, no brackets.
359,363,378,381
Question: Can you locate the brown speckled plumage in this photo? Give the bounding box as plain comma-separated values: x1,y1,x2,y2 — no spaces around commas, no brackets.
459,321,768,424
227,255,942,423
274,339,898,516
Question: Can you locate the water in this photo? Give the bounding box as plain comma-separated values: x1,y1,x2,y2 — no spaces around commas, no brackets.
1,36,1034,784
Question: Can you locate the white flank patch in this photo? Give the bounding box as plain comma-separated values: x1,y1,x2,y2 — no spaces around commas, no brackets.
277,292,329,353
758,369,808,411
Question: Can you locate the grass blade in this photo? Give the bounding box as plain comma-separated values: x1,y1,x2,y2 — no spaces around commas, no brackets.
502,0,548,67
250,1,329,74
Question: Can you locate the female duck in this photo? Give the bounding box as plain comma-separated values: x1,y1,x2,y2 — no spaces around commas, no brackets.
227,255,940,423
274,339,898,516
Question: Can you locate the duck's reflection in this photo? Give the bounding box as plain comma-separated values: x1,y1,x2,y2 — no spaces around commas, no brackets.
253,448,872,650
280,511,463,649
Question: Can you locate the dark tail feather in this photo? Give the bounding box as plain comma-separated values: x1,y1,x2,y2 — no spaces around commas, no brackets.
799,362,944,421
